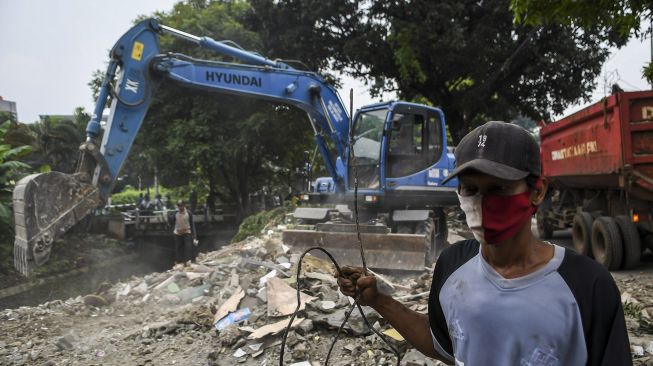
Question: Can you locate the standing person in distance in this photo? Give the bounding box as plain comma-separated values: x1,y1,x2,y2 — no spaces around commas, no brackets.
336,121,632,365
169,200,198,264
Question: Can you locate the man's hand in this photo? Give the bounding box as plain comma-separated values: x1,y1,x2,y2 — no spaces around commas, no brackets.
335,266,381,307
336,266,443,361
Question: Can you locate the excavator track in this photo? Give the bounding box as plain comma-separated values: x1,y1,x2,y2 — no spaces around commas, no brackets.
13,172,100,275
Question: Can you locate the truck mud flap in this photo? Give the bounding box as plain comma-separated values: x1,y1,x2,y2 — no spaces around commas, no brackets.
13,172,100,276
282,229,427,271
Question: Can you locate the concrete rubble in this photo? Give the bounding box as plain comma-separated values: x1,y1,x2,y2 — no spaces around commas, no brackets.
0,221,651,365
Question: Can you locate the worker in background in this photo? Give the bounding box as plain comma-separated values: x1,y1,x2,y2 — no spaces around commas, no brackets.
143,192,151,210
336,121,632,365
153,194,163,211
168,200,198,264
136,193,145,210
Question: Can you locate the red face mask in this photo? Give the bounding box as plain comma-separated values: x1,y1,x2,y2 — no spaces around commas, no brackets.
482,191,538,244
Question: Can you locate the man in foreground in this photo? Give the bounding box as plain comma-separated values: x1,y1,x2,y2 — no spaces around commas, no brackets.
337,121,632,365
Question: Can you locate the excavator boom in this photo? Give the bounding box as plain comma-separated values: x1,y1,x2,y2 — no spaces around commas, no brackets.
12,19,350,275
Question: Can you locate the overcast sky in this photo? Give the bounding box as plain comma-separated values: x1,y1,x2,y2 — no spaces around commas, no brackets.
0,0,650,123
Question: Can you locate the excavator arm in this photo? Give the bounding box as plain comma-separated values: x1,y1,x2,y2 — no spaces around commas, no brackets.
13,19,352,275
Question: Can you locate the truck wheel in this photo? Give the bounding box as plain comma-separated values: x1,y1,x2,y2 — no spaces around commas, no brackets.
536,210,554,239
572,212,593,257
591,216,624,270
614,215,641,270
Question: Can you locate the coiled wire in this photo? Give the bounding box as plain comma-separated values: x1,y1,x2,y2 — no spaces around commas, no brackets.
278,247,402,366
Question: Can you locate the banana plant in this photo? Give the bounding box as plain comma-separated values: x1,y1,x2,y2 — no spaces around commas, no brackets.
0,120,33,231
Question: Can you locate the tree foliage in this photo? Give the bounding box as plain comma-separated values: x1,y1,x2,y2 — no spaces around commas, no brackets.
248,0,624,140
28,108,89,173
0,116,33,241
511,0,651,38
511,0,651,83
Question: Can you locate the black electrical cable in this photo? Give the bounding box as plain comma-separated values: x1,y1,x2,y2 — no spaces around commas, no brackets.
278,247,402,366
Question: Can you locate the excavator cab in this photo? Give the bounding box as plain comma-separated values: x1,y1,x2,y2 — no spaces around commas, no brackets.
348,102,455,198
286,102,457,270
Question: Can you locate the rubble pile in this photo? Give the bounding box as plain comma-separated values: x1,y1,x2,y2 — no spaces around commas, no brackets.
615,273,653,366
0,228,445,366
1,221,651,365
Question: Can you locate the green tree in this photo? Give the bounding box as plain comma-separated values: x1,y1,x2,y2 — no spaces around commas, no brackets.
29,108,88,173
250,0,622,141
0,119,33,241
510,0,651,82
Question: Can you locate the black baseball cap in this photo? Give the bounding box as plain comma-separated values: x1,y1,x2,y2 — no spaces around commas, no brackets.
441,121,541,184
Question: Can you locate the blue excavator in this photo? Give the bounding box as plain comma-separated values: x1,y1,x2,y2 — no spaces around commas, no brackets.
12,19,458,275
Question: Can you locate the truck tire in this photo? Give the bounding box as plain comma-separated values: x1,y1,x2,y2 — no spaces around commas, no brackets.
536,209,554,239
591,216,624,270
614,215,641,270
572,212,593,257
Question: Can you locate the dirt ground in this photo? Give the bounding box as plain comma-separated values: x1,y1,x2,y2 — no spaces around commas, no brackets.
0,234,129,290
1,223,652,366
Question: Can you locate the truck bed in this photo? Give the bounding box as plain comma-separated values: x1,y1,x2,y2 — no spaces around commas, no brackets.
540,91,653,201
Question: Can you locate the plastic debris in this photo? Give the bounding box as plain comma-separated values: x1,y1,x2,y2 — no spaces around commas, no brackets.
215,308,252,330
214,287,245,323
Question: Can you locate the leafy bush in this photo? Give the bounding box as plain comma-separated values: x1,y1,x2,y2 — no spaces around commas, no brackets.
231,205,292,243
0,118,35,274
110,184,207,207
110,186,174,206
110,186,144,205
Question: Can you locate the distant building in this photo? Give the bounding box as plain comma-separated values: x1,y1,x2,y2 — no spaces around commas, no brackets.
0,96,18,120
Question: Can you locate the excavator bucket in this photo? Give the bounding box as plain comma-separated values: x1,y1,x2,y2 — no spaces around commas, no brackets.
13,172,100,275
282,228,429,271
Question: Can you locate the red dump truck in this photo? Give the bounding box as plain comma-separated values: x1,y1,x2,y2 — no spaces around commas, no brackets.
537,91,653,270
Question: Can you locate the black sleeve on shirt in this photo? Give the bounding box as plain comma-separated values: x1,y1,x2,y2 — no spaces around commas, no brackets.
557,248,633,366
428,239,480,358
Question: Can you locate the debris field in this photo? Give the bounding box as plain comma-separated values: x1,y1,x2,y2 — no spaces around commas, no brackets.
1,224,652,366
